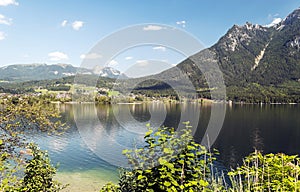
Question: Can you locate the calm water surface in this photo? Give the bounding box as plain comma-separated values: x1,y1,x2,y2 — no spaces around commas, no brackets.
32,103,300,191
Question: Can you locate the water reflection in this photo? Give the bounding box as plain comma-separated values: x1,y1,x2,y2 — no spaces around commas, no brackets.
34,103,300,170
48,136,69,153
213,104,300,167
251,127,264,152
73,102,204,168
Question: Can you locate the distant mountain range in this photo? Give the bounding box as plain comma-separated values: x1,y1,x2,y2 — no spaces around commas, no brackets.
0,63,125,82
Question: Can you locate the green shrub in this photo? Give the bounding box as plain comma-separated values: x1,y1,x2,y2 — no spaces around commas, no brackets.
0,152,20,192
0,96,67,191
0,143,66,192
100,182,120,192
19,143,67,192
101,123,223,192
100,124,300,192
228,150,300,191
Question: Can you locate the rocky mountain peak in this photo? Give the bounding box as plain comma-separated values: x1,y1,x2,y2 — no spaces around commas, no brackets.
92,66,127,79
282,7,300,26
217,22,268,52
244,22,266,31
230,22,265,33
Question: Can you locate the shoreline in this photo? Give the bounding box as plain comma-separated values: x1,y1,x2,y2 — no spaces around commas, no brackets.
52,100,299,105
56,169,118,192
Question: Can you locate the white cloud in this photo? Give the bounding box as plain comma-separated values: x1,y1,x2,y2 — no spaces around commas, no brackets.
0,14,12,25
72,21,84,30
265,17,282,27
48,51,69,61
268,13,279,20
176,20,186,25
61,20,68,27
136,60,149,66
0,0,18,6
108,60,118,66
125,56,133,60
0,31,5,40
80,53,102,60
176,20,186,28
153,46,166,51
143,25,163,31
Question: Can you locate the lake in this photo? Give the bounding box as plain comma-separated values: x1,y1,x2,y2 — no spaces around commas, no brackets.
32,103,300,191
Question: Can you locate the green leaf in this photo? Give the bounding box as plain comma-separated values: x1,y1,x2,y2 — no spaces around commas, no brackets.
137,175,144,180
164,181,171,187
163,148,173,154
199,180,208,187
144,129,153,138
159,158,167,165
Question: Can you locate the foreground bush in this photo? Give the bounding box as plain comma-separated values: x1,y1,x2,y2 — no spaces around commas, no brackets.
0,143,65,192
0,96,67,191
0,152,20,191
19,143,66,192
101,125,300,192
101,123,223,192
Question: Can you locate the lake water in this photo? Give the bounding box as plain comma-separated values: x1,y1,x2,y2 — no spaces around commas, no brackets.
32,103,300,191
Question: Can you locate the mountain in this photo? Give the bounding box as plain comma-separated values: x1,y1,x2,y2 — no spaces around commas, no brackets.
92,66,128,79
208,8,300,86
133,8,300,102
0,63,125,82
176,8,300,87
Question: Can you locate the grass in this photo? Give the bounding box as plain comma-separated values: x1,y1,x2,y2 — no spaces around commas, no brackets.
107,90,119,97
227,150,300,191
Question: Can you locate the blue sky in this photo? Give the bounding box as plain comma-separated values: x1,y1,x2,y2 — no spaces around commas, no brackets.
0,0,299,74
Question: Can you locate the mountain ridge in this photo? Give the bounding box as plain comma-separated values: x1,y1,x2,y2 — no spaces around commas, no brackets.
0,63,125,82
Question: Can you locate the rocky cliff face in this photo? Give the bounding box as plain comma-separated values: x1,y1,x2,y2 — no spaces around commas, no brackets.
154,8,300,88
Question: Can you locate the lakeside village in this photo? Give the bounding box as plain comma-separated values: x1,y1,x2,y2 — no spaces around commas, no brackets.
0,82,297,105
0,86,215,104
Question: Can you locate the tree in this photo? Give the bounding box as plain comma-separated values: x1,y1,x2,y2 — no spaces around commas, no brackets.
0,95,65,154
0,95,67,191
